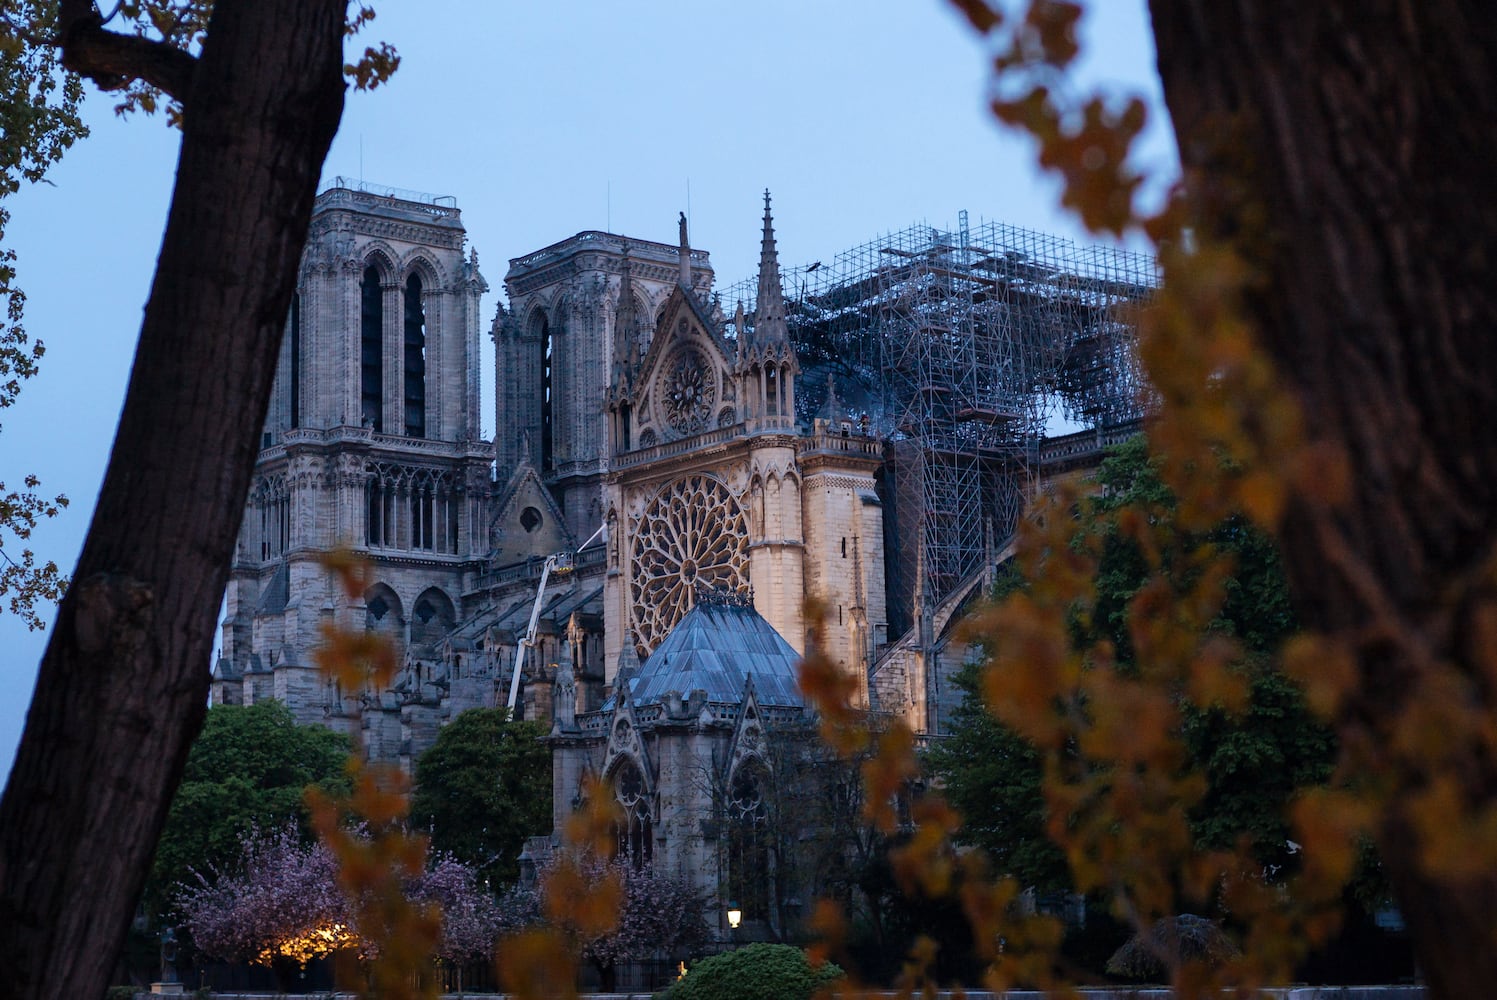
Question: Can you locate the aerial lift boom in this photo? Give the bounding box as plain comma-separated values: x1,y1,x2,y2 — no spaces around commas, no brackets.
506,521,606,713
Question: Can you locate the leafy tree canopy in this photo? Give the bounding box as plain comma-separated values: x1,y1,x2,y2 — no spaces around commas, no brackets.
410,707,551,886
930,436,1334,888
148,700,350,916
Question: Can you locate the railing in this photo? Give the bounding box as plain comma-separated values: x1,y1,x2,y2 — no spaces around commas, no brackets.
474,544,605,593
612,424,743,469
317,176,458,214
1037,420,1140,466
259,426,489,461
800,432,883,457
509,230,712,271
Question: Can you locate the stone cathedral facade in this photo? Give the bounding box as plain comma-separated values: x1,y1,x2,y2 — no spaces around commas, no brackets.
210,180,1136,947
212,184,890,772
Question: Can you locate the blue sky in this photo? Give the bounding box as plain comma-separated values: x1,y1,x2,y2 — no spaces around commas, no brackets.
0,1,1176,776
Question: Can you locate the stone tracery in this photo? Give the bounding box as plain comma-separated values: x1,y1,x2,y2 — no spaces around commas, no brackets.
629,474,749,654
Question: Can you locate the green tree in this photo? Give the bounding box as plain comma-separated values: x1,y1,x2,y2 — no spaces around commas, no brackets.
145,701,350,917
411,708,550,886
1082,436,1333,866
928,664,1066,892
931,437,1333,882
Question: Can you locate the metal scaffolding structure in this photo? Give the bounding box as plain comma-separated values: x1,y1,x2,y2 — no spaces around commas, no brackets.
721,213,1157,636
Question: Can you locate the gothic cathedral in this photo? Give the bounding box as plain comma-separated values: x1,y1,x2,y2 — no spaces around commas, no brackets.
213,184,892,768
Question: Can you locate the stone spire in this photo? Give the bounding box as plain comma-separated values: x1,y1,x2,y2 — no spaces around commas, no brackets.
678,210,692,289
753,190,792,350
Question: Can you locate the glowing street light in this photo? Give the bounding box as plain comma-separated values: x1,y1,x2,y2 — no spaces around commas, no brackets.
726,901,742,930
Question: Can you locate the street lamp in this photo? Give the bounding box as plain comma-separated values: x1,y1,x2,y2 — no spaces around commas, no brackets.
726,901,742,931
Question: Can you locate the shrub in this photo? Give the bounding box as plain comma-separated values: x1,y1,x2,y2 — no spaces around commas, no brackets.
662,943,844,1000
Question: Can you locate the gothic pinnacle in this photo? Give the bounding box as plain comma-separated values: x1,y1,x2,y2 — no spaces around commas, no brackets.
754,190,791,350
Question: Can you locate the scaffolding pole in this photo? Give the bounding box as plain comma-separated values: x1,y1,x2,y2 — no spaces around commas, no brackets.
722,214,1157,636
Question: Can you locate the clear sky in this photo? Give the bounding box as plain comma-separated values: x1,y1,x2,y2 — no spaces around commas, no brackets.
0,1,1176,776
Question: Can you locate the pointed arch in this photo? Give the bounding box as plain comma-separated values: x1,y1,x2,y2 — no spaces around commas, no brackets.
400,249,445,290
607,754,654,870
725,755,772,922
360,263,385,432
410,586,456,648
364,583,403,632
360,243,398,281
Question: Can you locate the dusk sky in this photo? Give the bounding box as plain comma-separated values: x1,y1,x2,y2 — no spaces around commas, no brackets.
0,1,1177,775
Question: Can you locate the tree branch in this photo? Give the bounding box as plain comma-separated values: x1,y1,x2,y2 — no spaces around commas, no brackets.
57,4,195,99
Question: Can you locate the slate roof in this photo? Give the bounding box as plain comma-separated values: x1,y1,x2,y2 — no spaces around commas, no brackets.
627,596,805,709
255,561,290,615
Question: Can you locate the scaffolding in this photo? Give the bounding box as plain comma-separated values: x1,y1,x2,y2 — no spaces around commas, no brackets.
720,213,1157,637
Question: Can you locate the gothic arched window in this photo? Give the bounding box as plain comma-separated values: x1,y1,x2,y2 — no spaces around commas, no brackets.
612,758,653,871
360,266,383,432
726,762,771,922
403,273,426,438
366,474,392,547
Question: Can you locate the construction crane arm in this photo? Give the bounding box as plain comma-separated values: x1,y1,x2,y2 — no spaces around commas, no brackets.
504,521,608,715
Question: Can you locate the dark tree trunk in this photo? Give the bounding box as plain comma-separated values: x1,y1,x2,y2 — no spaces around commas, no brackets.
1148,3,1497,998
0,1,345,997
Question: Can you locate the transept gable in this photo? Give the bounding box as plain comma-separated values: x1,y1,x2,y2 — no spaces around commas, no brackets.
633,285,737,444
488,456,574,567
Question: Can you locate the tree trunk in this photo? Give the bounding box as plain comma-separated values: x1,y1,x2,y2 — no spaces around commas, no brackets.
0,2,345,997
1148,3,1497,998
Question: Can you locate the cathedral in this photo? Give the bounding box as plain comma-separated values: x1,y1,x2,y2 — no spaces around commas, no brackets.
210,179,1146,945
212,183,904,754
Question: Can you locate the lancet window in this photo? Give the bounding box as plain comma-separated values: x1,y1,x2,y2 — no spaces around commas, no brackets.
364,463,461,554
289,293,301,429
403,273,426,438
360,266,384,432
250,475,291,562
611,758,653,871
726,762,771,922
535,311,554,471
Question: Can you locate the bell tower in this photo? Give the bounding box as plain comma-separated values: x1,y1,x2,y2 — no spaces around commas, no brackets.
215,180,490,734
499,229,714,541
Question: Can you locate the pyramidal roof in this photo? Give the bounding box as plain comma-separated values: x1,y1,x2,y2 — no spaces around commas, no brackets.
627,591,805,709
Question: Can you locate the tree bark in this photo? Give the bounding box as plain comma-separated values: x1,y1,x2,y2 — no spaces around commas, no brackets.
0,1,345,996
1148,3,1497,997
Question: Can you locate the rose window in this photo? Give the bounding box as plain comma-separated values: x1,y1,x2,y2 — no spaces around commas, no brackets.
660,347,716,435
630,474,749,653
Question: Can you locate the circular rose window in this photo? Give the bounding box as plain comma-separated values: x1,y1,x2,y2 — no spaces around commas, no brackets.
659,347,717,435
630,474,749,653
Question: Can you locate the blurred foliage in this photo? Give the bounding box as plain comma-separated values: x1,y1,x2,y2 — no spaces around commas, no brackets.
410,707,551,888
932,436,1335,895
309,552,443,1000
